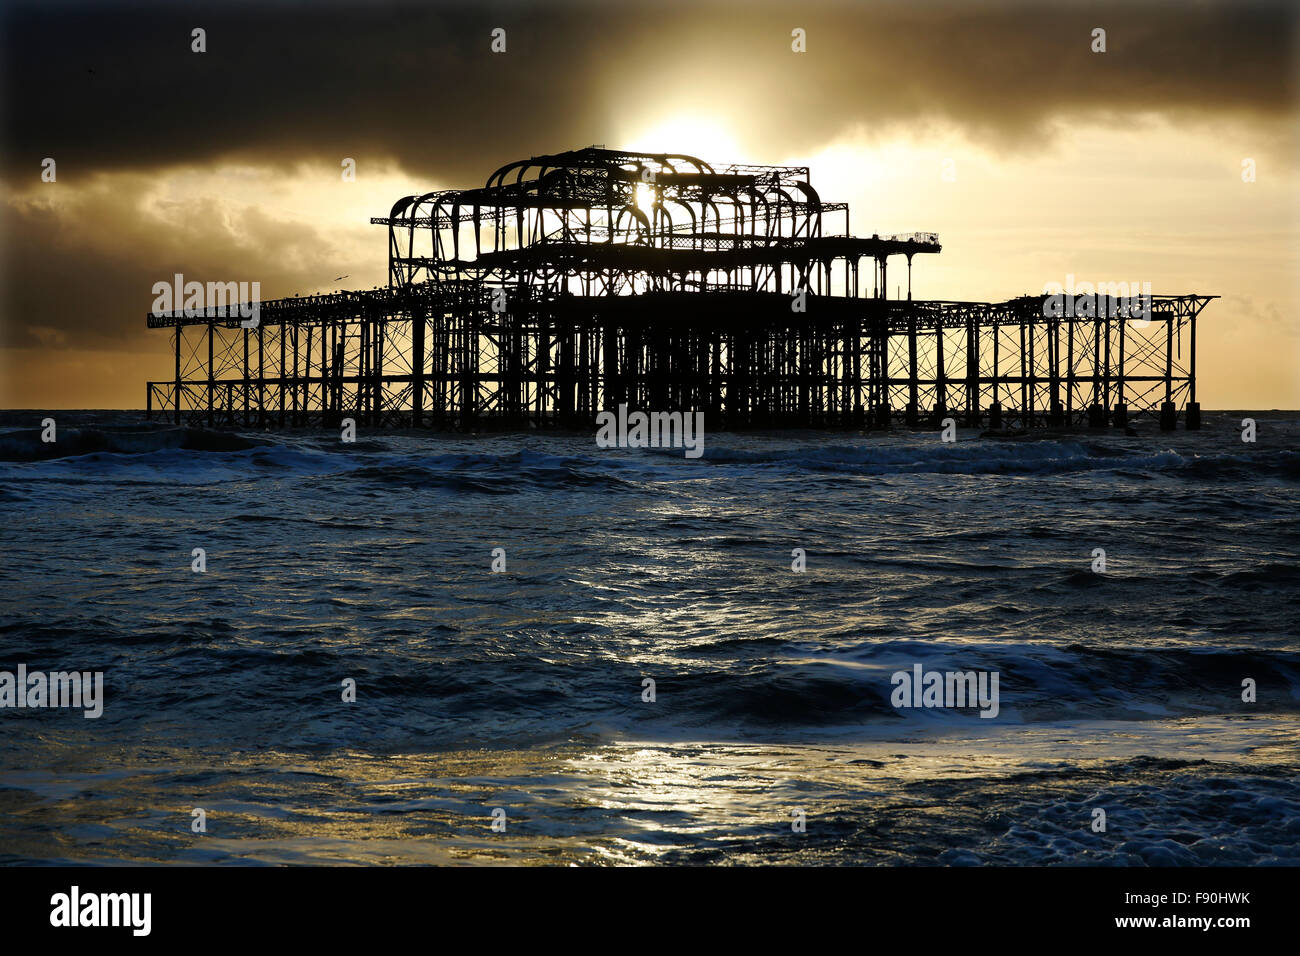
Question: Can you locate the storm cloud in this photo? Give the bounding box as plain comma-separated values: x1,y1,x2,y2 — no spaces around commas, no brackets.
2,0,1294,184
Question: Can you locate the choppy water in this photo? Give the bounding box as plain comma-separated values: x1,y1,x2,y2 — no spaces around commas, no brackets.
1,410,1297,865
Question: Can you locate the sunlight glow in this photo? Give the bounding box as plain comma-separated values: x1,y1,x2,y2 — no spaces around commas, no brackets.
625,115,742,165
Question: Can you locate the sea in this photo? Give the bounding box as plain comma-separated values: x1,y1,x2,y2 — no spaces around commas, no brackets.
0,409,1297,865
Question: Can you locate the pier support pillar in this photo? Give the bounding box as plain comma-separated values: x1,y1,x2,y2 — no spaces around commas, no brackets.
1088,403,1107,429
905,402,919,427
1186,402,1201,430
1112,403,1127,430
1048,402,1064,427
988,403,1002,429
1160,401,1177,431
874,403,891,429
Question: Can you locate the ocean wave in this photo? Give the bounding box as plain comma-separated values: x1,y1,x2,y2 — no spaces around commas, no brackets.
696,440,1300,481
616,641,1300,731
0,425,265,462
6,609,1293,736
2,423,1296,486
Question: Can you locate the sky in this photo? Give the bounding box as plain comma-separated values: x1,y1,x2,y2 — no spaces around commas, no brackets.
1,0,1296,409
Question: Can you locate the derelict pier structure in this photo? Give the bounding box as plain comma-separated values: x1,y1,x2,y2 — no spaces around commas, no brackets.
147,146,1214,431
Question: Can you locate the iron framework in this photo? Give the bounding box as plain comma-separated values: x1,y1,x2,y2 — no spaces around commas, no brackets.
147,146,1213,431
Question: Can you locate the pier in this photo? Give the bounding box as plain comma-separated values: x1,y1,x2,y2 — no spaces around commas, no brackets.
147,146,1213,431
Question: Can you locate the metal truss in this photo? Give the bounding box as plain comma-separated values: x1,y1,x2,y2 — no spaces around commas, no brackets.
147,147,1212,431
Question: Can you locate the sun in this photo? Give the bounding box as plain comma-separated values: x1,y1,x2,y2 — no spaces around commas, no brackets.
624,115,742,165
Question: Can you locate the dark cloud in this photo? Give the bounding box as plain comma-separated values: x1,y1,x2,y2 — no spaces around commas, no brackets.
1,0,1295,185
0,174,378,350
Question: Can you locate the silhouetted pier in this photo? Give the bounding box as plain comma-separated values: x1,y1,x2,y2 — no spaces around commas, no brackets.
147,147,1213,430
